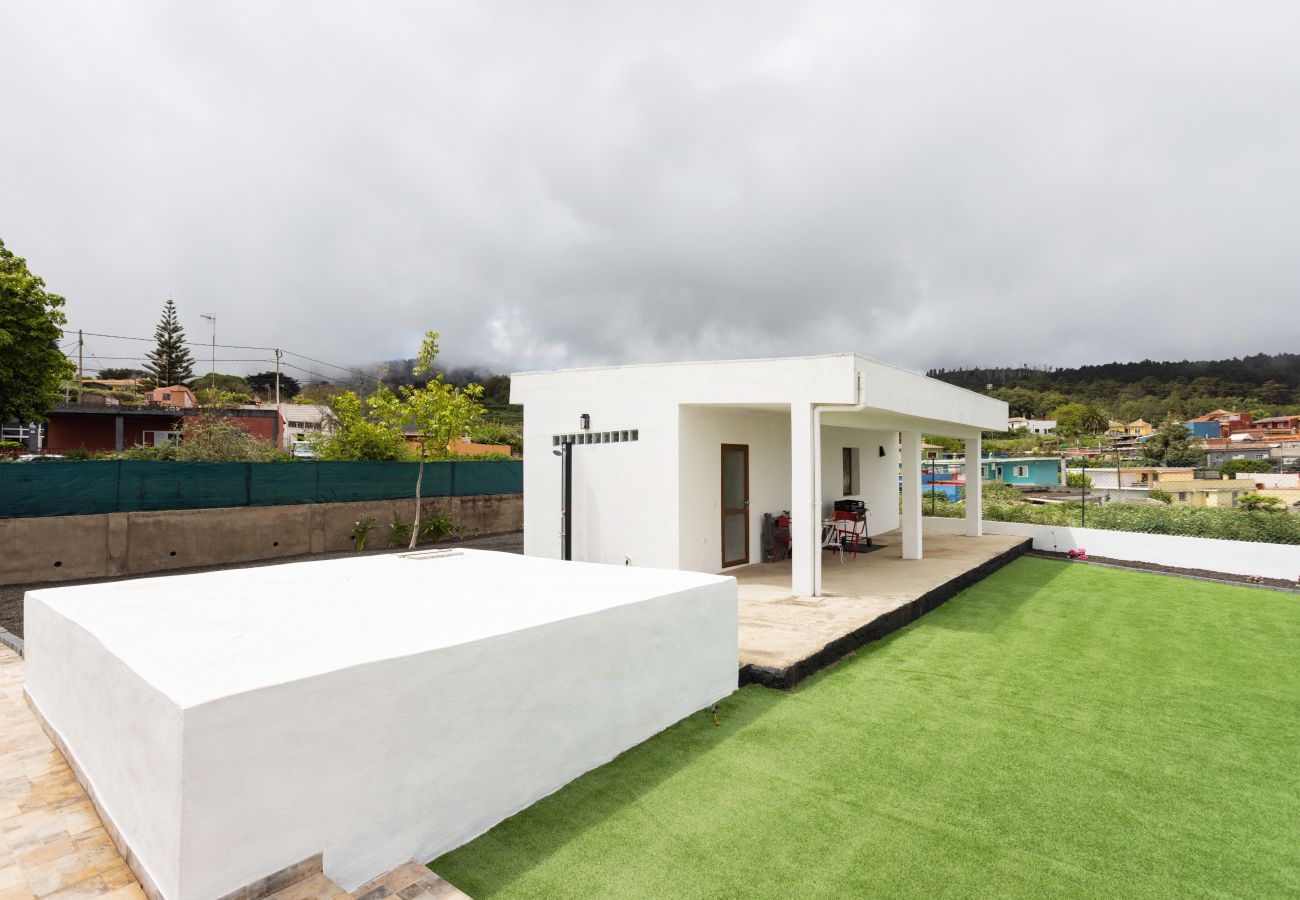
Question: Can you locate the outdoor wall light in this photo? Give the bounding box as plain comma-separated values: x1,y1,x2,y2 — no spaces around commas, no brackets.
580,413,590,430
879,445,886,457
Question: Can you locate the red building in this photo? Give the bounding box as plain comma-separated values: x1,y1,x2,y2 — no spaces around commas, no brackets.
45,406,285,454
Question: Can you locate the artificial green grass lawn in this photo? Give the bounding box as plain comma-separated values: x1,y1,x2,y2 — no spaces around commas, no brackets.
431,558,1300,898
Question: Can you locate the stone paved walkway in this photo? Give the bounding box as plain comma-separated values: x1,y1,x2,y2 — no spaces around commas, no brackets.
0,646,144,900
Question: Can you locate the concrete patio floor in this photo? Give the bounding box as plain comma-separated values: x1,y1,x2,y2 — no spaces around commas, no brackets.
735,529,1029,687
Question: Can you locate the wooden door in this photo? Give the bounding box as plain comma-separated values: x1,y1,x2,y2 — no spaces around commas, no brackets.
721,444,749,568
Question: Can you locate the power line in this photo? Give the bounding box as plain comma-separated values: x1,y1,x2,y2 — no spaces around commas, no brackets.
65,327,384,385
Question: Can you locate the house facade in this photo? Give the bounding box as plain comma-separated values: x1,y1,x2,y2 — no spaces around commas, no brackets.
44,406,284,454
982,456,1065,486
1007,417,1056,435
511,354,1007,597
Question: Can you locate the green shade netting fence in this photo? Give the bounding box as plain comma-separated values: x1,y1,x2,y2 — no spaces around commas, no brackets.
0,460,522,518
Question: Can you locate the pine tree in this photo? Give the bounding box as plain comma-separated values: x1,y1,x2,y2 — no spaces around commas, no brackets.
143,298,195,388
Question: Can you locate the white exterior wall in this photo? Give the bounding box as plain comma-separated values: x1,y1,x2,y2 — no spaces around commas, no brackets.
818,426,900,535
1236,472,1300,488
678,407,791,573
24,552,738,898
23,603,185,896
923,517,1300,581
513,354,1008,586
516,386,682,568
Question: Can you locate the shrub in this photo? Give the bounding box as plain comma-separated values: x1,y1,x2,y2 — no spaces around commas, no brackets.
1065,472,1093,489
1219,458,1273,478
352,518,376,551
1149,489,1173,504
418,514,454,543
389,520,413,547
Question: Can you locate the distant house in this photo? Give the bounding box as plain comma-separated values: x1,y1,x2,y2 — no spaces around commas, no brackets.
1185,409,1254,438
981,457,1065,486
1106,419,1152,438
44,405,284,454
1007,417,1056,435
146,385,196,408
1201,437,1273,468
1254,414,1300,433
80,377,144,392
1085,466,1195,489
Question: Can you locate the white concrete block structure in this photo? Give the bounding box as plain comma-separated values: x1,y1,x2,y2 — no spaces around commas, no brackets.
23,550,737,899
512,354,1008,597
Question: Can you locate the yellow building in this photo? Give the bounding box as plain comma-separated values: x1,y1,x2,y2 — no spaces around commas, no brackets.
1154,478,1253,508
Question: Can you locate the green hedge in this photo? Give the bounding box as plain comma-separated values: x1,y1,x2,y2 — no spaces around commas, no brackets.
927,497,1300,545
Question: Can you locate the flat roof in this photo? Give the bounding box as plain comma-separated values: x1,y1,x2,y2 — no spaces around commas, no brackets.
27,550,732,709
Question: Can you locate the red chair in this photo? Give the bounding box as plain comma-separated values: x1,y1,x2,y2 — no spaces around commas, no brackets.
833,510,867,558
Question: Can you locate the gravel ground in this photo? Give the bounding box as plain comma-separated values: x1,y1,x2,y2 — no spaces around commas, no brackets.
0,530,523,639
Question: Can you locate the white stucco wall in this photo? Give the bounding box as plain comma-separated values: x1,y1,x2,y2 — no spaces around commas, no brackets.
512,354,1007,585
923,516,1300,581
23,602,184,897
24,551,738,898
819,426,901,537
677,406,792,573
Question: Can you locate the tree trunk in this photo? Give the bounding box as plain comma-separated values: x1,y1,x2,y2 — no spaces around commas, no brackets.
410,445,425,550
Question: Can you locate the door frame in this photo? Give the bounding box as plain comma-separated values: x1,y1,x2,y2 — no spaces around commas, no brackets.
720,443,750,568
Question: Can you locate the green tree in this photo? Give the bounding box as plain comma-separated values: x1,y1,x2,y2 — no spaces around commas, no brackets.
245,371,301,401
143,298,195,387
377,332,485,548
1141,422,1204,467
1051,403,1108,436
95,367,146,381
312,390,408,461
1219,458,1274,478
0,239,75,422
1238,493,1283,512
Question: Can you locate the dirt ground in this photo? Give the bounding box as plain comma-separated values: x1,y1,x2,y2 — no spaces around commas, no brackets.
0,530,524,639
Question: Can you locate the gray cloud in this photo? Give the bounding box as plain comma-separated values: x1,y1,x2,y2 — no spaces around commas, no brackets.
3,1,1299,379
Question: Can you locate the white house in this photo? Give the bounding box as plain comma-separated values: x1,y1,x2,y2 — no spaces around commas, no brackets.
511,354,1008,597
1007,416,1056,435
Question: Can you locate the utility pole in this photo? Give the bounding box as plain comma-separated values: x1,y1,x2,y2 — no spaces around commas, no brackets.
275,348,283,451
200,313,216,396
77,330,84,404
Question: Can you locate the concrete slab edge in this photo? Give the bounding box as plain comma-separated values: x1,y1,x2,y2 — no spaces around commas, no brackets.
738,538,1033,691
0,626,22,657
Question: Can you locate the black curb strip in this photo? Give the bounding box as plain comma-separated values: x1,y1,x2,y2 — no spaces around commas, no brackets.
737,538,1032,691
1025,550,1300,595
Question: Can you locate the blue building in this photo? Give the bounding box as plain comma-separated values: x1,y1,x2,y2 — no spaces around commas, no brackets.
980,457,1065,486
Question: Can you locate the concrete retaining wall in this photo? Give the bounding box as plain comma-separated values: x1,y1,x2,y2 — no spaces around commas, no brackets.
0,494,522,586
923,516,1300,581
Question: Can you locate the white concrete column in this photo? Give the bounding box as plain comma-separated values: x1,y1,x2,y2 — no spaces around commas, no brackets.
900,430,922,560
965,435,983,537
790,402,816,596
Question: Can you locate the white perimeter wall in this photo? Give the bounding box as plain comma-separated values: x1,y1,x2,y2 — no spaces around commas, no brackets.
677,407,791,573
820,426,900,536
23,604,185,898
1236,472,1300,488
923,516,1300,581
26,569,738,898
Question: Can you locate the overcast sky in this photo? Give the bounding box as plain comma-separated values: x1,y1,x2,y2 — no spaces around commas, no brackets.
3,2,1299,382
